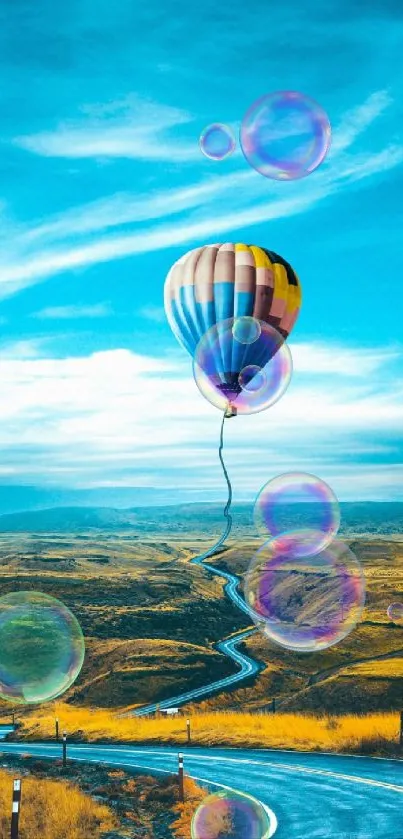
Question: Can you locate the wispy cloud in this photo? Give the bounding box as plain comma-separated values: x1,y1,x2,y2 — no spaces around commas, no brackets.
291,342,401,377
0,339,400,499
139,304,167,323
14,97,200,162
12,173,254,247
32,303,112,320
329,89,392,154
0,339,48,360
0,90,401,300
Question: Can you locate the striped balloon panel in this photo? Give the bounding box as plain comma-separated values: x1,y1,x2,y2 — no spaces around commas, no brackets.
164,244,301,375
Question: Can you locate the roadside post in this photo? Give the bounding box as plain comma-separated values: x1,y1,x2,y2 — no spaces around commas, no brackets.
186,718,191,745
62,731,67,767
55,718,59,742
10,779,21,839
178,752,184,802
11,711,15,727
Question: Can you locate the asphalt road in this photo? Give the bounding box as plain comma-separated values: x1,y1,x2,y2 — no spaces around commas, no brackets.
133,549,261,716
0,742,401,838
132,627,261,716
0,725,14,740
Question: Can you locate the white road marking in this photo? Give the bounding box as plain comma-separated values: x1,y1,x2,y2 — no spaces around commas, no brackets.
1,747,278,837
4,743,402,794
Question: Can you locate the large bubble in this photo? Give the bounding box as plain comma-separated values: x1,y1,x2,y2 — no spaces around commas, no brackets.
245,539,365,652
191,789,274,839
387,602,403,624
199,123,236,160
240,90,331,180
193,317,292,416
0,591,85,704
253,472,340,558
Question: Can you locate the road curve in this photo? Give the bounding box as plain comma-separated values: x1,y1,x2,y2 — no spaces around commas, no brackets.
132,546,262,716
0,742,401,838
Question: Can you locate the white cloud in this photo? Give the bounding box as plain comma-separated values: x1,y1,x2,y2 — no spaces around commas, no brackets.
32,303,112,320
329,90,392,155
14,173,255,248
139,304,167,323
14,89,394,166
0,340,400,500
14,98,199,162
291,341,401,377
0,339,48,360
0,91,401,300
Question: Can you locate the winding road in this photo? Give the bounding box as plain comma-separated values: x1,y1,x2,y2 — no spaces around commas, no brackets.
131,415,264,717
132,545,261,716
0,742,401,838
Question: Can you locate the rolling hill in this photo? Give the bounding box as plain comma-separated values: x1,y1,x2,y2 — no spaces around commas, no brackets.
0,503,401,714
0,501,402,534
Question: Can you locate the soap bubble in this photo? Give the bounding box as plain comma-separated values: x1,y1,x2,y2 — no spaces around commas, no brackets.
232,316,261,345
240,90,331,180
193,318,292,415
239,364,267,393
245,539,365,652
253,472,340,557
200,123,236,160
387,602,403,624
0,591,85,704
191,789,273,839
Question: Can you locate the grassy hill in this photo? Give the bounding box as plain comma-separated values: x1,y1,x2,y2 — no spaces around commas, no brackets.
192,538,403,713
0,501,402,535
0,532,246,710
0,522,401,714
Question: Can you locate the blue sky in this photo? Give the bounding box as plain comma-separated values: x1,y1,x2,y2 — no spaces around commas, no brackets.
0,0,402,506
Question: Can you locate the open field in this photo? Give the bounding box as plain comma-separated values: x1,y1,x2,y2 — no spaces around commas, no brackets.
10,704,402,757
0,532,245,710
203,538,403,712
0,526,401,715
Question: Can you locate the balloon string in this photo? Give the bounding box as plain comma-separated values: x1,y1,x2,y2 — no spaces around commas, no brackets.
193,412,233,563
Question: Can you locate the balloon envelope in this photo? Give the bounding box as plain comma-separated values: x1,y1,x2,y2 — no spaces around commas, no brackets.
164,243,301,358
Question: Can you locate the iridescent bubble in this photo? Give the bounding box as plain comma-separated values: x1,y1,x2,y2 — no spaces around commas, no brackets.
191,789,273,839
193,317,292,416
253,472,340,557
245,539,365,652
239,364,266,393
0,591,85,704
387,602,403,624
240,90,331,180
199,123,236,160
232,316,261,345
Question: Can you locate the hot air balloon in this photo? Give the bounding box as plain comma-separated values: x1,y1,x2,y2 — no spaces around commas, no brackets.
163,242,301,561
164,243,301,416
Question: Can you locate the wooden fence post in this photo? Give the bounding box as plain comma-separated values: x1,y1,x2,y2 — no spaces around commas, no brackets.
55,718,59,742
62,731,67,767
10,779,21,839
186,718,191,745
178,753,184,802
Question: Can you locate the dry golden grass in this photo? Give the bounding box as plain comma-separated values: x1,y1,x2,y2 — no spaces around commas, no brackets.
340,658,403,678
0,767,117,839
16,703,401,755
171,777,207,839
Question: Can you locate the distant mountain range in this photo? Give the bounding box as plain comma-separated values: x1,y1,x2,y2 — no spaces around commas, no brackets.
0,484,210,514
0,502,401,534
